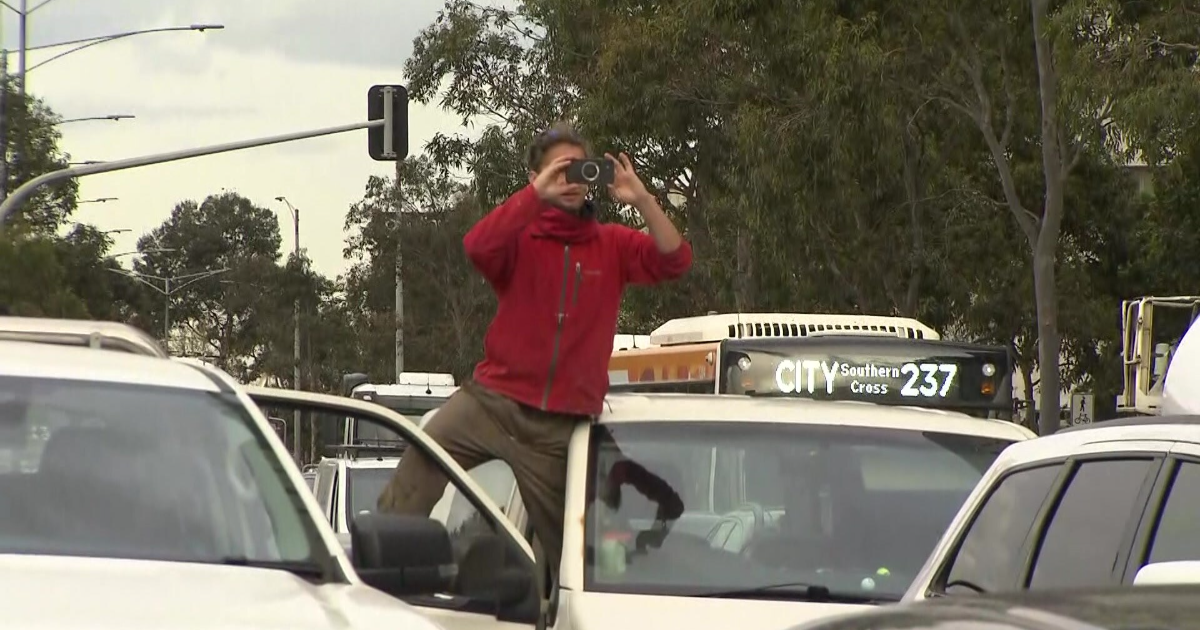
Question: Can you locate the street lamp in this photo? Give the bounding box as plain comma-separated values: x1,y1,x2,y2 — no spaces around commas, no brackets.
57,114,135,125
100,228,130,236
108,246,175,260
67,160,103,166
275,195,302,461
78,196,117,205
15,24,225,87
104,265,229,350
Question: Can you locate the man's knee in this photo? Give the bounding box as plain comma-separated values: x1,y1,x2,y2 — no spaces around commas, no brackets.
377,449,449,515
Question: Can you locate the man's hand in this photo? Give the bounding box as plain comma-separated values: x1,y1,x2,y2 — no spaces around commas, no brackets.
533,155,584,205
605,152,652,207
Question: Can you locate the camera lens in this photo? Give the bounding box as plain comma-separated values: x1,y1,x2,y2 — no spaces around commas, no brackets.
581,162,600,181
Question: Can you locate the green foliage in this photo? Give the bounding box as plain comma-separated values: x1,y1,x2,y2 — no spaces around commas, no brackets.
0,79,133,319
377,0,1200,431
132,192,288,381
341,156,495,381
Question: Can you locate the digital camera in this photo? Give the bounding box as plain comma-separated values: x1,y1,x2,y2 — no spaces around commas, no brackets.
566,158,615,186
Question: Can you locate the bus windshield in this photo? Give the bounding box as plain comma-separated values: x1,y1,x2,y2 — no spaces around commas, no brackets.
721,337,1013,418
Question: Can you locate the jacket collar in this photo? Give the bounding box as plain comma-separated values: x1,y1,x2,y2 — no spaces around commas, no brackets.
531,200,600,244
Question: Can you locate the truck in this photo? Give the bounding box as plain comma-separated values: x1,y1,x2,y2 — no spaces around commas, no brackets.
1118,296,1200,415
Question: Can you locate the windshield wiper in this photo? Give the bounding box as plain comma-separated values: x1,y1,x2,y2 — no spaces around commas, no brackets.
218,557,328,580
695,582,892,604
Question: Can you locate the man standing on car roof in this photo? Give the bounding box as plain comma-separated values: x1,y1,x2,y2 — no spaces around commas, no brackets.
379,122,692,579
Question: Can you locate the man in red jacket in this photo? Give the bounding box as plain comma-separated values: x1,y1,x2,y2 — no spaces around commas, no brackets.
379,122,692,581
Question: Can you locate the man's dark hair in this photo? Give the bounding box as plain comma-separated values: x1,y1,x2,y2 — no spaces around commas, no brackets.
526,122,590,172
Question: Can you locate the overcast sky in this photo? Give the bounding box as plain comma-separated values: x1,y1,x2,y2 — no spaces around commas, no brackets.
3,0,470,278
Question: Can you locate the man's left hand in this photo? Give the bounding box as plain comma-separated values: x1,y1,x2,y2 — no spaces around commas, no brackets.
605,152,652,207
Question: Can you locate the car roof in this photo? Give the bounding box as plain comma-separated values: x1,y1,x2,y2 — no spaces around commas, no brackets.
918,583,1200,628
344,458,400,468
0,339,221,392
599,393,1034,441
320,456,401,469
993,415,1200,466
0,316,168,358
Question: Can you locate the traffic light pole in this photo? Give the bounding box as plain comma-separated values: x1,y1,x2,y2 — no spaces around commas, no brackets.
0,118,385,229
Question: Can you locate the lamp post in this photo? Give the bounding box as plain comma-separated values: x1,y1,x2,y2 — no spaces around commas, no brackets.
275,196,302,463
0,14,223,202
0,3,224,95
57,114,134,125
104,265,229,351
78,196,117,205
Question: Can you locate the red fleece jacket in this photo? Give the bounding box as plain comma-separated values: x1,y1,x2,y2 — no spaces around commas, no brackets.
462,184,692,416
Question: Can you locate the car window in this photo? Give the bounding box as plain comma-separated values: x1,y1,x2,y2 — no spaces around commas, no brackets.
431,459,518,528
585,421,1016,602
256,404,534,617
941,465,1060,594
346,465,397,521
0,376,325,566
1148,461,1200,563
1029,458,1155,589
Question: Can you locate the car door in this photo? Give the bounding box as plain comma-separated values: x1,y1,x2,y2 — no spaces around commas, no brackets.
1120,441,1200,580
246,386,539,630
917,443,1168,599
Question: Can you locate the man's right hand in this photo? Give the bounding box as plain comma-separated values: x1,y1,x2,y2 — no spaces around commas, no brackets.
533,155,583,205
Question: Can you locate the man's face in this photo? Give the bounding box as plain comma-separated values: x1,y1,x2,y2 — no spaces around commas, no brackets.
529,142,588,212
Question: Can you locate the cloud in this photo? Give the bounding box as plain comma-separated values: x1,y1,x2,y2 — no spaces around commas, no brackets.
6,0,450,70
22,0,472,280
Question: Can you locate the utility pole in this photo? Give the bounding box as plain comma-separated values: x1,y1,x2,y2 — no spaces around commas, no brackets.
17,0,26,97
0,49,8,206
394,160,404,379
163,276,170,346
274,196,302,463
104,267,231,354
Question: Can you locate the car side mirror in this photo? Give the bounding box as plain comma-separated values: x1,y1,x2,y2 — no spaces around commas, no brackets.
457,532,534,606
350,512,457,597
1133,561,1200,586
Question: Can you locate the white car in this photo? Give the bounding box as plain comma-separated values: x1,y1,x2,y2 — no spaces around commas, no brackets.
312,455,402,552
254,389,1034,630
0,339,451,630
903,416,1200,601
0,316,168,357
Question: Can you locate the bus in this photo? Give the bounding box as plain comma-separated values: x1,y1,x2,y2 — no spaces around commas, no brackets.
338,371,459,448
609,313,1015,420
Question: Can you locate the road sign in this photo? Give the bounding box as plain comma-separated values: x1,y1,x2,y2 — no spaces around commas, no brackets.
1070,393,1094,425
367,84,408,161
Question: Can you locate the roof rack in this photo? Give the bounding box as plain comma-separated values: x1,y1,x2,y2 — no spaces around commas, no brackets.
0,317,168,358
648,312,940,346
324,441,408,459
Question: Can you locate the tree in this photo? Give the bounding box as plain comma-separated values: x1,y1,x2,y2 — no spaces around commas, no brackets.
133,192,290,381
0,78,127,319
1,78,79,234
342,156,495,380
398,0,1199,425
899,0,1200,434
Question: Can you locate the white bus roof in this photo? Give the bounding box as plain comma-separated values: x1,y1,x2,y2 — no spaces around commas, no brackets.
613,334,652,350
649,312,941,346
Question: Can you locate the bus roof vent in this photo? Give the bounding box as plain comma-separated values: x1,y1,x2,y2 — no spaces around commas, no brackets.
649,313,940,346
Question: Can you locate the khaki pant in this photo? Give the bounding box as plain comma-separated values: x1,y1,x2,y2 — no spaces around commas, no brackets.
378,380,586,578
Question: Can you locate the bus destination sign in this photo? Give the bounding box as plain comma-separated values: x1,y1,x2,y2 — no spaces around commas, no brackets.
773,359,960,399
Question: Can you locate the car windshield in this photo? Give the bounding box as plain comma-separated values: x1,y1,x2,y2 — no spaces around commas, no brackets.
0,375,327,568
585,421,1013,602
347,465,396,518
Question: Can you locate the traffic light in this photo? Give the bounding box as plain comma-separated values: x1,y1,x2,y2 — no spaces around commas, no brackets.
367,85,408,161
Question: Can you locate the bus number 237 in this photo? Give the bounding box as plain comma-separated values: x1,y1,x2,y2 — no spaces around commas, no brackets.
900,363,958,398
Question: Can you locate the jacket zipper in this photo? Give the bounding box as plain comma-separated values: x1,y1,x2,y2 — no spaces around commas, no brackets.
542,246,573,410
571,262,582,308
